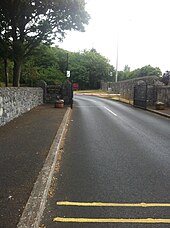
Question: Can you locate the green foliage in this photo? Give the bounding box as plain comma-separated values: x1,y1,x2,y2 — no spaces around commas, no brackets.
0,59,4,84
21,45,65,86
21,45,114,89
52,48,69,74
69,52,89,89
0,0,90,86
118,65,162,81
130,65,162,78
20,44,163,88
0,58,13,86
69,49,115,89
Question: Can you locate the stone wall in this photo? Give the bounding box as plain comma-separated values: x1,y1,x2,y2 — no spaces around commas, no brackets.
101,76,160,100
101,76,170,107
0,87,43,126
157,86,170,106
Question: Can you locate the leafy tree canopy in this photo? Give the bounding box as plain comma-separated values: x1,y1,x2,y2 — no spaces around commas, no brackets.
20,46,115,89
118,65,162,81
21,44,66,86
69,49,115,89
0,0,90,86
130,65,162,78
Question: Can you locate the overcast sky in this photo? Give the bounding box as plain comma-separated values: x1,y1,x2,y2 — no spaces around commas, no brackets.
55,0,170,73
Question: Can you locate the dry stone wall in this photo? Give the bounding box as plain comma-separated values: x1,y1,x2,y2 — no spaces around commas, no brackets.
0,87,43,126
101,76,160,100
101,76,170,107
157,86,170,106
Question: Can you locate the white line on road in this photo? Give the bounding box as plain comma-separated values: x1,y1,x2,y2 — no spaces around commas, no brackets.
104,107,117,117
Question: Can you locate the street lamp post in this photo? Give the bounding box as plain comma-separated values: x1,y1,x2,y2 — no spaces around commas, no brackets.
115,39,118,83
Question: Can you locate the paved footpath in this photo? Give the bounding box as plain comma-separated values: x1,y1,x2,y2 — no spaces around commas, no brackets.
0,98,169,228
0,104,70,228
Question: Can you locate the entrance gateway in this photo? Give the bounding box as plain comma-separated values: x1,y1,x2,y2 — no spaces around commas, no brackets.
133,80,158,109
134,81,147,109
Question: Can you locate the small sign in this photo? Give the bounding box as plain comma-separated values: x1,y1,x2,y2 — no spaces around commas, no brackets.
67,71,70,78
73,83,79,91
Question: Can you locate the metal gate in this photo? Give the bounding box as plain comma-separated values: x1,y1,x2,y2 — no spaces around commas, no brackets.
133,81,147,109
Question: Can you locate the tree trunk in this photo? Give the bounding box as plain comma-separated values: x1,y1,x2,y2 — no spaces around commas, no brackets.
4,58,8,87
13,60,22,87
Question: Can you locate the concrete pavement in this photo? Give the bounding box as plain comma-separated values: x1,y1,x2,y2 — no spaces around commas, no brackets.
0,96,169,228
0,104,71,228
147,106,170,118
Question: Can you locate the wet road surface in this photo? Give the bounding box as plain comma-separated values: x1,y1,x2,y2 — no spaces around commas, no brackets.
41,95,170,228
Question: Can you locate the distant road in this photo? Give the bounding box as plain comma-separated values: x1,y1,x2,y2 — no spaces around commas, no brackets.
42,95,170,227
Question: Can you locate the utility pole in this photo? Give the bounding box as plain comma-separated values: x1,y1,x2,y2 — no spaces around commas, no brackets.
115,39,118,83
66,53,69,73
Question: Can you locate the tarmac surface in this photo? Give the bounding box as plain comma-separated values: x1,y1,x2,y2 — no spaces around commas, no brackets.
0,104,69,228
147,106,170,118
0,98,169,228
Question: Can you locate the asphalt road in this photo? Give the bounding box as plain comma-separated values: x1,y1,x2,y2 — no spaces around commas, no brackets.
0,104,67,228
41,95,170,228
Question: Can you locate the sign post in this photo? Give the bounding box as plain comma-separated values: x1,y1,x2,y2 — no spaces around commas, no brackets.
67,71,70,78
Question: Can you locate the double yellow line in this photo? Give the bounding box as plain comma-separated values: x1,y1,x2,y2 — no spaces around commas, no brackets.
57,201,170,207
53,201,170,224
54,217,170,224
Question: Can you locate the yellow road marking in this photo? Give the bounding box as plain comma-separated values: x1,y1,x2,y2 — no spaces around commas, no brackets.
57,201,170,207
55,201,170,224
53,217,170,223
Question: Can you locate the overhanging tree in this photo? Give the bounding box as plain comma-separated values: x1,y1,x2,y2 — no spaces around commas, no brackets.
22,45,66,85
0,0,89,86
69,49,115,89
